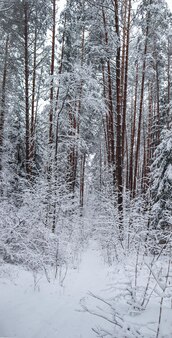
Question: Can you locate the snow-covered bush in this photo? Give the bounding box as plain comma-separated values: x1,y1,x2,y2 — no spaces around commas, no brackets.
0,178,86,277
82,250,172,338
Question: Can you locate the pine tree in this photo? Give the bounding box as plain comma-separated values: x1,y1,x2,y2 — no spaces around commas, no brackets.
149,129,172,246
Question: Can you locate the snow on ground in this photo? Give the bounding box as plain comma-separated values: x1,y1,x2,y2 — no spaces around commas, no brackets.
0,241,111,338
1,241,172,338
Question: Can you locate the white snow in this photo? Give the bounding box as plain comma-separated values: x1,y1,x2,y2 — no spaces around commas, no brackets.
0,241,110,338
1,242,172,338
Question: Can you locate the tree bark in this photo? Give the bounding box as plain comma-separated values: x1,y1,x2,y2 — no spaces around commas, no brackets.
167,37,170,129
114,0,123,219
49,0,56,145
129,61,138,194
80,153,86,209
102,7,115,185
24,1,30,176
0,35,9,171
29,26,37,176
122,0,131,162
133,15,149,198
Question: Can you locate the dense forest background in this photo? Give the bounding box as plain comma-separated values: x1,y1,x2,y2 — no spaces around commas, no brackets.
0,0,171,276
0,1,172,337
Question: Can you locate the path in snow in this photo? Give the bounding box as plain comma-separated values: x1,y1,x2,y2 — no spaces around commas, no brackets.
0,242,111,338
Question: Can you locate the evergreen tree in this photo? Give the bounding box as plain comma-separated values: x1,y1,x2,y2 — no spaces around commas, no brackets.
149,128,172,246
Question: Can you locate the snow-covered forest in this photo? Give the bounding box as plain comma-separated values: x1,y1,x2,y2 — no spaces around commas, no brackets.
0,0,172,337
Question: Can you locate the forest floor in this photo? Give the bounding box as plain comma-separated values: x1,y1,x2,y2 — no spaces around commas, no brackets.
0,241,172,338
0,241,112,338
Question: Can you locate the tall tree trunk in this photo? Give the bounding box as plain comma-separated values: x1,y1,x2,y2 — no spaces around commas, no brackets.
54,13,66,163
129,61,138,194
29,26,37,176
122,0,131,162
120,0,127,109
102,61,111,166
67,106,77,193
49,0,56,145
54,12,66,119
0,35,9,171
114,0,123,221
102,7,115,187
125,129,129,189
24,1,30,176
141,123,147,193
80,153,86,209
49,0,56,232
144,80,153,187
133,15,149,198
102,62,110,164
155,60,160,143
167,37,171,129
